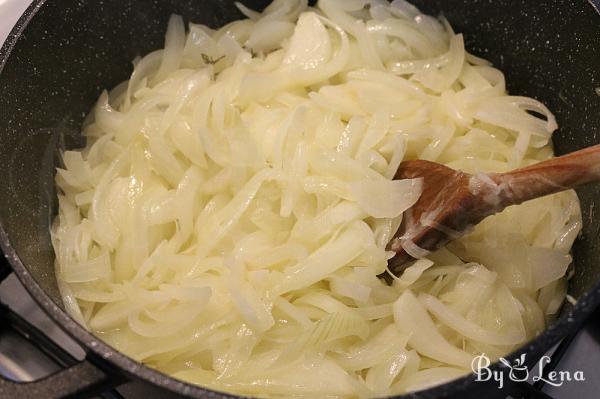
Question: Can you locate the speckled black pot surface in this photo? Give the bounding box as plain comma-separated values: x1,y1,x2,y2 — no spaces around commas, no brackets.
0,1,599,398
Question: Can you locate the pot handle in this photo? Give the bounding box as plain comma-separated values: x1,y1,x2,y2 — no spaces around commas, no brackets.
0,278,125,398
0,359,121,398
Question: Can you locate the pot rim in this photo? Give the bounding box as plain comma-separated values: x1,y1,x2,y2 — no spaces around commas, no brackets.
1,1,599,398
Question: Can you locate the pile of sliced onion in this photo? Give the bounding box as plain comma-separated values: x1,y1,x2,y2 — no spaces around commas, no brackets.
52,0,582,397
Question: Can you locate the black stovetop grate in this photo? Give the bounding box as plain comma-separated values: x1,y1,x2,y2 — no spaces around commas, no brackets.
2,257,596,399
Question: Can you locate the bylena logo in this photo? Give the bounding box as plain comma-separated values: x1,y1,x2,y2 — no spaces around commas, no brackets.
471,353,585,389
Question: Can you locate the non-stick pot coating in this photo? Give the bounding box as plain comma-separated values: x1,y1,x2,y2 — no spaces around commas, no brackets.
0,0,599,398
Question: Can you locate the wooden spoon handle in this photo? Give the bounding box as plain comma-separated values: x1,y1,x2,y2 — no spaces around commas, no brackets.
493,144,600,207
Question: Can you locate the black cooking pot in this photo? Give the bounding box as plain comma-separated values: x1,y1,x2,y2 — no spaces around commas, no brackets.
0,0,599,398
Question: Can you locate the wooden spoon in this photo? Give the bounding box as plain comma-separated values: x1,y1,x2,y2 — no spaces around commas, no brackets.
387,144,600,276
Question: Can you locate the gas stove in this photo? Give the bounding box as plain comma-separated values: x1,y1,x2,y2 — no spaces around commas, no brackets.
1,1,599,398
